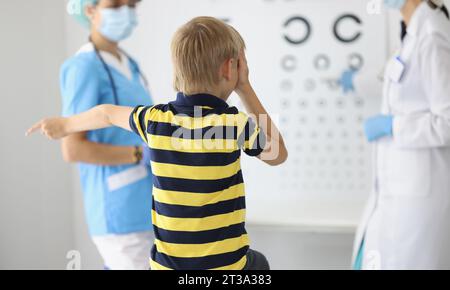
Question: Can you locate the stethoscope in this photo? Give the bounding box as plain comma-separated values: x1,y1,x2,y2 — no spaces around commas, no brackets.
91,40,150,105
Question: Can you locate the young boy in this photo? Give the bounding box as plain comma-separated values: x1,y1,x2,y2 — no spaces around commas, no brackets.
27,16,288,270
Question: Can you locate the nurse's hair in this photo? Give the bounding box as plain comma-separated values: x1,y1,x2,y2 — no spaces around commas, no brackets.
171,17,246,95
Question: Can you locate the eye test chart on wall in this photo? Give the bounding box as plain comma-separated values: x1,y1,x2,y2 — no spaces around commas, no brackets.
126,0,388,228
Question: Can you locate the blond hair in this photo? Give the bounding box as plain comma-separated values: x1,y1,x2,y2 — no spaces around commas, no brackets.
171,17,246,95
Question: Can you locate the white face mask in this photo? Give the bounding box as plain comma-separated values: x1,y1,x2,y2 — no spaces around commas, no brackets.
98,5,138,42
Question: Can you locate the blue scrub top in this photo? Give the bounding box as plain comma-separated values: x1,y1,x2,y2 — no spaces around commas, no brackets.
60,44,153,236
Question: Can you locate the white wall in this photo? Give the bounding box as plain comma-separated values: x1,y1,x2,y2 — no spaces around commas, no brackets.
0,0,74,269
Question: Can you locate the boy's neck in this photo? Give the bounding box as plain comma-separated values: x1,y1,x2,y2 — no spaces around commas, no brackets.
187,88,230,102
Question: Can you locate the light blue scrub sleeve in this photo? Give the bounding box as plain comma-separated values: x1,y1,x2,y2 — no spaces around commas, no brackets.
60,58,101,117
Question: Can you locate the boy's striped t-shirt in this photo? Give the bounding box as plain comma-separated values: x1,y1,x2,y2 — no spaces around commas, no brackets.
129,93,266,270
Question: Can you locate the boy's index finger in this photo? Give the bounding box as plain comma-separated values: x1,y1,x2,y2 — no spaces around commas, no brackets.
238,53,246,67
239,52,248,67
25,121,43,137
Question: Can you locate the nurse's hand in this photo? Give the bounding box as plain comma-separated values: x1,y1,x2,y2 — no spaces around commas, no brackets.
364,115,394,142
26,117,69,140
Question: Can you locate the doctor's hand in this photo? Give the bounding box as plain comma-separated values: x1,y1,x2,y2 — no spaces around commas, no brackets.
26,117,70,140
364,115,394,142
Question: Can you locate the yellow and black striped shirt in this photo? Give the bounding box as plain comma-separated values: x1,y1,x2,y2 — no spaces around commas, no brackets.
129,93,265,270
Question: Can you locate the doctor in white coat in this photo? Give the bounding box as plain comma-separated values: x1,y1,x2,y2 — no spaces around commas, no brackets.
353,0,450,270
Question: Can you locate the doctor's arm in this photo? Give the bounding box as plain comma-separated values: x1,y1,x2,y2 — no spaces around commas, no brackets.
26,105,133,140
393,33,450,149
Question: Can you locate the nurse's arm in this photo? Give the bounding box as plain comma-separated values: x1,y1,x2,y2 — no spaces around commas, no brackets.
26,105,133,140
61,133,141,165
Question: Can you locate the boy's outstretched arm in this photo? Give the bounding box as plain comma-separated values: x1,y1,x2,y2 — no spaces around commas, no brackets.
235,52,288,166
26,105,133,140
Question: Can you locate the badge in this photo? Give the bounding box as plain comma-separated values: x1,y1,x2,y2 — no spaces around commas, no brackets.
107,165,149,192
387,56,405,83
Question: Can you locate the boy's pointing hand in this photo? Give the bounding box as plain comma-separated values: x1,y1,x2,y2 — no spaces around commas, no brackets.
26,117,69,140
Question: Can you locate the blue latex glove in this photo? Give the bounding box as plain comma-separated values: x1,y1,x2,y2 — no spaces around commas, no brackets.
340,68,357,94
364,115,394,142
140,145,152,166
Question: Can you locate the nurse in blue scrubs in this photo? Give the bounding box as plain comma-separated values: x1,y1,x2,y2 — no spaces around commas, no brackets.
62,0,153,270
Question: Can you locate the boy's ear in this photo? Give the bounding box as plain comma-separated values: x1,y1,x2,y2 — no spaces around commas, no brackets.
221,58,234,81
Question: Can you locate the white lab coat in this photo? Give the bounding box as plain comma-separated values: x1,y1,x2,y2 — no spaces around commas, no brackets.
353,2,450,270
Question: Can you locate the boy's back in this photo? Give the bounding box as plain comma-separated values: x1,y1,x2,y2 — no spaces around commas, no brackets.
130,92,265,270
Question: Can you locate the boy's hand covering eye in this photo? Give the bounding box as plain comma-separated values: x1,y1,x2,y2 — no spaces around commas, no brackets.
26,117,69,140
236,52,251,92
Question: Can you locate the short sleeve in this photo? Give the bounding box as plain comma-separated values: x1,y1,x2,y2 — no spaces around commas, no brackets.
60,58,101,117
129,105,154,143
237,114,266,157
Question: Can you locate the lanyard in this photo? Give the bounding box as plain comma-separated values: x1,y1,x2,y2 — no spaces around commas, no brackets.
91,42,150,105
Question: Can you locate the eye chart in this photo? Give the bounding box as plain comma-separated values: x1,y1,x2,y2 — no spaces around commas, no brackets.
129,0,387,227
